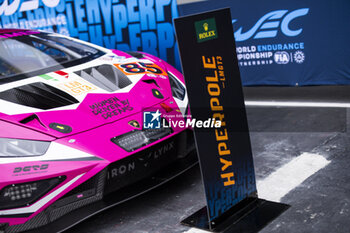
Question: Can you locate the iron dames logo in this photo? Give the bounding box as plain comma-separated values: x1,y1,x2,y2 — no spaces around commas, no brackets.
195,17,218,43
232,8,309,41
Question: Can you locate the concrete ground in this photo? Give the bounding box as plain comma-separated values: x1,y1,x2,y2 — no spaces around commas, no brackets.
65,86,350,233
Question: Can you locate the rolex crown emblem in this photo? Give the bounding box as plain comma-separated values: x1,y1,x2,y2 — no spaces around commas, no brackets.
203,22,209,31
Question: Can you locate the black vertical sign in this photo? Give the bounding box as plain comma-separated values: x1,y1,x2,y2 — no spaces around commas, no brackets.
174,8,257,224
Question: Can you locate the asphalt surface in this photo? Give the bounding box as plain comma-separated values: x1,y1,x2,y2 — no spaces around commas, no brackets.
64,86,350,233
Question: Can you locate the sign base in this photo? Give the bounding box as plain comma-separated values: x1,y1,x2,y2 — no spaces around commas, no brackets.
181,197,289,233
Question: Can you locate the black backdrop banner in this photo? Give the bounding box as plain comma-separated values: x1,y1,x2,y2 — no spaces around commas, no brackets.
174,8,257,222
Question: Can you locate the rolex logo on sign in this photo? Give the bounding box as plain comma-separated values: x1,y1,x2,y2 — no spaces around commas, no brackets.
195,18,218,43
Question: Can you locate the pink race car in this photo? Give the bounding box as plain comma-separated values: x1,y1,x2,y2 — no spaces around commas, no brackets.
0,29,196,232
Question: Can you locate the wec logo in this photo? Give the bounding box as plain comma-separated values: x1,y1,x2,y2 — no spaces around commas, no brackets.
232,8,309,42
0,0,60,16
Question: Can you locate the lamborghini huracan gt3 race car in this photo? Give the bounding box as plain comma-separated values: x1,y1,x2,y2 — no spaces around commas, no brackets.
0,29,196,233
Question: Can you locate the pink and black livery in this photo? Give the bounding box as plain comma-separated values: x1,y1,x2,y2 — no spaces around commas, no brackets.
0,29,196,232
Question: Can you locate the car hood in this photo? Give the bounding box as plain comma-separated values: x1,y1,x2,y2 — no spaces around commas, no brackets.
0,52,173,138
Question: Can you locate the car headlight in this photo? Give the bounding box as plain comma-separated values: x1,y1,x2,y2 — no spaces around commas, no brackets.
0,176,65,210
111,127,173,152
0,138,50,157
168,72,186,101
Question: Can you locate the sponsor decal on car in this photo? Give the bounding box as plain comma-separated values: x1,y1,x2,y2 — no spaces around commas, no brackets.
116,62,166,76
54,71,69,78
13,164,49,176
39,74,58,81
89,97,133,120
58,80,97,96
139,141,175,167
107,162,136,179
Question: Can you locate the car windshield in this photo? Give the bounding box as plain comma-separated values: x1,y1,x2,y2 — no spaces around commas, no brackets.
0,31,105,84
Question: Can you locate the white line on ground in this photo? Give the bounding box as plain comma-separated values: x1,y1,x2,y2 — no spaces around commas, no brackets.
184,228,210,233
257,152,330,202
184,153,330,232
245,101,350,108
